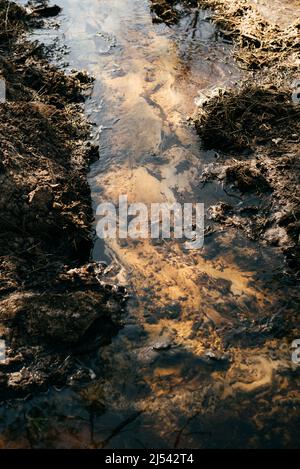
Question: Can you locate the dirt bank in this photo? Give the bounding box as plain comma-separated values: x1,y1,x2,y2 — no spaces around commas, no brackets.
193,0,300,275
0,1,125,399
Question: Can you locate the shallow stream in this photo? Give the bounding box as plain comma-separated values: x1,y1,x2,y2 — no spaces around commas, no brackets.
7,0,299,448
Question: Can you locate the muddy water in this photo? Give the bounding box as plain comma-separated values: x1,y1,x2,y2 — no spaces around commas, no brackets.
10,0,299,449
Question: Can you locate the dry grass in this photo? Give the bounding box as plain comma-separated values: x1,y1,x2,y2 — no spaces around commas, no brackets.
197,0,300,69
195,83,300,152
0,0,29,42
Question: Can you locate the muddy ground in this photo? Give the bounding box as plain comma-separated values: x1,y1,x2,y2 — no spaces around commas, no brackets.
0,1,125,399
194,0,300,275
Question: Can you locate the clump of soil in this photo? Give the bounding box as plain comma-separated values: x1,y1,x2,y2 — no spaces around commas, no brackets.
225,160,271,193
195,84,300,152
0,1,125,398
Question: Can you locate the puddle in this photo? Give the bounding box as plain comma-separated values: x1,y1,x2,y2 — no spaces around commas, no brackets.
2,0,299,449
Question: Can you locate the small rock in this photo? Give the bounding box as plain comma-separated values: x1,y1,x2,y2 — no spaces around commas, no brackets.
152,340,172,351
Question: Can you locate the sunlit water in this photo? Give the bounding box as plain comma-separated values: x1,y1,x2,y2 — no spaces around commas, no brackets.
3,0,299,448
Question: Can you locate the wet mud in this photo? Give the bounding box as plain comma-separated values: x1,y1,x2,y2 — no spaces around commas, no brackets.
0,0,299,449
0,1,125,399
195,84,300,271
194,0,300,273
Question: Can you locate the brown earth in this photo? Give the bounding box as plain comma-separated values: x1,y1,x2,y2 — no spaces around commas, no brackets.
192,0,300,276
0,1,125,399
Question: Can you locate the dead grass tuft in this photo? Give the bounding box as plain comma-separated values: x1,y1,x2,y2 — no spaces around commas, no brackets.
195,84,300,152
197,0,300,69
